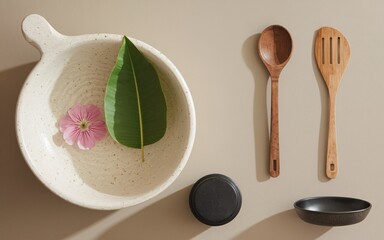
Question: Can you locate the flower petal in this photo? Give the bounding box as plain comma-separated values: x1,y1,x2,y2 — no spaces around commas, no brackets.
68,104,86,122
89,120,107,140
77,131,96,150
85,104,101,122
59,114,75,132
63,125,80,145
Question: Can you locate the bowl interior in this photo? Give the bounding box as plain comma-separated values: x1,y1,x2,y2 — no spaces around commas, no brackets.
17,37,194,209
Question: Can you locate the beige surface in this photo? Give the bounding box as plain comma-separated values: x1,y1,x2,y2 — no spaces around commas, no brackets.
1,0,383,239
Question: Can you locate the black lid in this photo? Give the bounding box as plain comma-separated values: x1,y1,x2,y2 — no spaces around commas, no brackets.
189,174,242,226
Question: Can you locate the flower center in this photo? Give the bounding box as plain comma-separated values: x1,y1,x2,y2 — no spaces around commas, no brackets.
79,120,89,131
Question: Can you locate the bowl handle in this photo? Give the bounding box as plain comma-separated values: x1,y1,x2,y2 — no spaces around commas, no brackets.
22,14,64,54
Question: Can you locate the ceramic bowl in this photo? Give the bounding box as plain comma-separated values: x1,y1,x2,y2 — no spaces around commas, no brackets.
16,14,196,210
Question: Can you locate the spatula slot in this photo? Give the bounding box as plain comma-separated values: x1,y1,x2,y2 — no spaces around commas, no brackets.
330,37,333,64
321,37,325,64
337,37,340,64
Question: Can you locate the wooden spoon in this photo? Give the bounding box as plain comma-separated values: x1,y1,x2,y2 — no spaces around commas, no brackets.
258,25,293,178
315,27,350,179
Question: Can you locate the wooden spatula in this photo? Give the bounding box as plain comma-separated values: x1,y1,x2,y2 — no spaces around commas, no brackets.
315,27,350,179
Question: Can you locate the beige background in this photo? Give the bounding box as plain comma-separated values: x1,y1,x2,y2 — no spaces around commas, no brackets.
1,0,383,239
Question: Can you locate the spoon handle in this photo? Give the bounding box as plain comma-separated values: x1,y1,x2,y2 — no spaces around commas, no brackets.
326,91,338,178
270,80,280,177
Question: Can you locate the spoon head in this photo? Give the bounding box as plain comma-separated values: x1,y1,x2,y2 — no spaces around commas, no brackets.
258,25,293,71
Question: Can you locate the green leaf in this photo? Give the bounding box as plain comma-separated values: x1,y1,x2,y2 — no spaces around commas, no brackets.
104,36,167,161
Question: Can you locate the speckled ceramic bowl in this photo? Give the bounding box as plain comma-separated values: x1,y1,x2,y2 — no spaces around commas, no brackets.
16,14,196,210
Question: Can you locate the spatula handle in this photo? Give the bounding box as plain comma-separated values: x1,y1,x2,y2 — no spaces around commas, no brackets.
326,92,338,179
270,80,280,177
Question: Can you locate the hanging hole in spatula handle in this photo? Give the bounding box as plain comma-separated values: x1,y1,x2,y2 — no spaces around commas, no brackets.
22,14,64,54
326,152,338,179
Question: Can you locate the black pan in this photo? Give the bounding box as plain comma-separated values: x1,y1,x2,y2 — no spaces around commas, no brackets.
294,196,371,226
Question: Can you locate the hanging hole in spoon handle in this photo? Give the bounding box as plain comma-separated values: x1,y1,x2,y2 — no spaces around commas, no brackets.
22,14,65,54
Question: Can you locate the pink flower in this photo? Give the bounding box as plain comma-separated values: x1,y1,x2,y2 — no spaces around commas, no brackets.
59,104,107,150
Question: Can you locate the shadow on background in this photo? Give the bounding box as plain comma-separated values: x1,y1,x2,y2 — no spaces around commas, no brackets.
242,34,270,182
0,63,111,240
97,186,209,240
234,209,331,240
311,31,330,183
